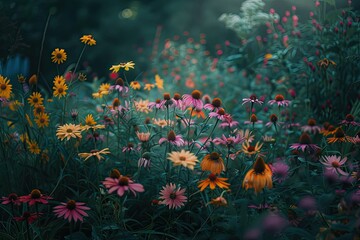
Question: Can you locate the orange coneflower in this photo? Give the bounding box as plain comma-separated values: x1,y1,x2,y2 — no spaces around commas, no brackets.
198,173,230,191
189,107,206,119
320,124,336,136
80,34,96,46
200,152,225,174
327,127,353,144
243,157,272,194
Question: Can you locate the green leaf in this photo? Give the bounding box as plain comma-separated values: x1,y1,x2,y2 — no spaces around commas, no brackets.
323,0,335,6
65,232,89,240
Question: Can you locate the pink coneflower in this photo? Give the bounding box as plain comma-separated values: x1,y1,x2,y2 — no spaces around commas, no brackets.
86,132,104,142
159,130,184,146
148,99,165,110
320,155,348,176
110,101,130,115
53,200,90,223
104,175,144,197
301,118,321,134
182,90,203,109
204,97,222,111
1,193,21,206
122,142,137,152
244,113,263,125
110,78,129,94
219,114,239,128
159,183,187,209
172,93,185,110
209,108,227,121
238,129,255,143
265,114,283,128
14,212,39,224
138,152,151,168
102,169,121,189
19,189,52,206
340,114,360,126
242,94,263,105
270,161,290,183
213,134,244,147
290,133,320,152
268,94,291,107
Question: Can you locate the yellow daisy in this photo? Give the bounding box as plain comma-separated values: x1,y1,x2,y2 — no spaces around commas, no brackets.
53,75,66,86
92,83,111,98
51,48,67,64
0,75,12,99
53,83,68,98
80,35,96,46
56,123,83,141
155,74,164,90
130,81,141,90
25,114,33,127
35,112,50,128
78,148,111,161
28,92,44,107
144,83,155,91
109,61,135,73
134,99,152,113
167,150,199,170
33,104,45,116
27,140,41,154
85,114,96,126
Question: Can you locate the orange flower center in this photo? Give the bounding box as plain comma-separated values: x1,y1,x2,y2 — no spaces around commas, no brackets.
179,156,186,161
127,142,134,148
113,98,120,107
0,84,6,90
270,114,278,123
30,189,41,199
210,152,220,161
331,161,340,168
156,99,161,104
208,173,217,181
275,94,284,101
115,78,124,86
307,119,316,126
191,90,201,99
40,118,45,123
247,146,255,152
173,93,181,100
33,98,39,103
299,133,311,144
345,114,354,122
335,128,345,138
253,157,266,174
118,176,129,186
212,98,222,108
250,114,258,122
218,108,226,115
163,93,171,100
90,149,99,154
110,169,121,178
167,130,176,141
66,200,76,210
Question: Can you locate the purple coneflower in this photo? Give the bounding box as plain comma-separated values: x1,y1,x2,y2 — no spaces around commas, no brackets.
209,108,227,121
138,152,151,168
268,94,291,107
172,93,185,110
159,130,184,146
204,97,222,111
14,212,39,224
1,193,21,206
340,114,360,126
242,94,263,105
265,114,282,129
213,134,244,147
182,90,203,109
320,155,348,176
301,118,321,134
103,175,144,197
110,78,129,94
53,200,90,223
219,114,239,128
159,183,187,209
148,99,165,110
244,113,263,125
290,133,320,152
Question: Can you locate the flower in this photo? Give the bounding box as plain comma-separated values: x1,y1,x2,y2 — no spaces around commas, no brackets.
238,129,254,142
290,133,320,152
144,83,155,91
78,148,111,161
53,75,66,86
109,61,135,73
80,34,96,46
159,183,187,209
84,114,96,126
204,97,222,111
172,93,184,110
198,173,230,191
189,107,206,119
240,141,263,156
33,104,45,116
104,175,144,197
134,99,152,113
110,78,129,94
201,152,225,174
213,134,244,147
270,161,289,183
92,83,111,98
301,118,321,134
244,113,263,125
159,130,184,146
1,193,21,206
14,212,39,224
27,140,41,154
155,74,164,89
148,99,165,110
35,112,50,128
242,94,263,105
219,115,239,128
152,118,174,128
53,200,90,222
265,114,282,128
130,81,141,90
19,189,52,206
317,58,336,69
56,123,83,141
167,150,199,170
138,152,151,168
268,94,290,107
327,127,353,143
28,92,44,107
182,90,203,109
340,114,360,126
136,131,150,142
209,108,227,121
243,157,273,194
320,155,348,176
102,169,121,188
0,75,12,99
51,48,67,64
209,196,228,207
53,83,68,98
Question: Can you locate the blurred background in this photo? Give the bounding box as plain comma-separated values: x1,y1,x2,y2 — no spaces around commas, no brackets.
1,0,359,80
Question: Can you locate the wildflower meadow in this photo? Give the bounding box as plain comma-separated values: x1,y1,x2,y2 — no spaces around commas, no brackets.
0,0,359,239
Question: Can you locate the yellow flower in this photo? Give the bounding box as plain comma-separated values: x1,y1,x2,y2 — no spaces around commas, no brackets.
81,124,105,131
155,74,164,90
240,141,263,156
109,61,135,73
0,75,12,99
80,34,96,46
152,118,174,128
8,100,22,111
53,75,66,86
144,83,155,91
33,105,45,116
264,53,273,60
85,114,96,126
35,112,50,128
167,150,199,170
130,81,141,90
53,83,68,98
51,48,67,64
27,140,41,154
200,152,225,175
28,92,44,107
92,83,110,98
20,133,30,143
134,99,152,113
56,123,83,141
78,148,110,161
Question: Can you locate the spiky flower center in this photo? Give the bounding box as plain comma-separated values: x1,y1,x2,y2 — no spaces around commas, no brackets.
191,90,201,99
66,200,76,210
167,130,176,141
345,114,354,122
66,128,73,133
33,97,39,103
173,93,181,100
218,108,226,115
250,114,258,123
110,169,121,178
118,176,129,186
208,173,217,181
210,152,220,161
57,87,64,93
163,93,171,100
299,133,311,144
250,94,257,101
9,193,18,201
307,118,316,126
270,114,278,123
155,99,161,104
127,142,134,148
275,94,285,101
247,146,255,152
323,122,330,130
212,98,222,108
30,189,41,199
170,192,177,199
335,128,345,138
115,78,124,86
253,157,266,174
0,84,6,90
331,161,340,168
179,156,186,161
113,98,120,107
